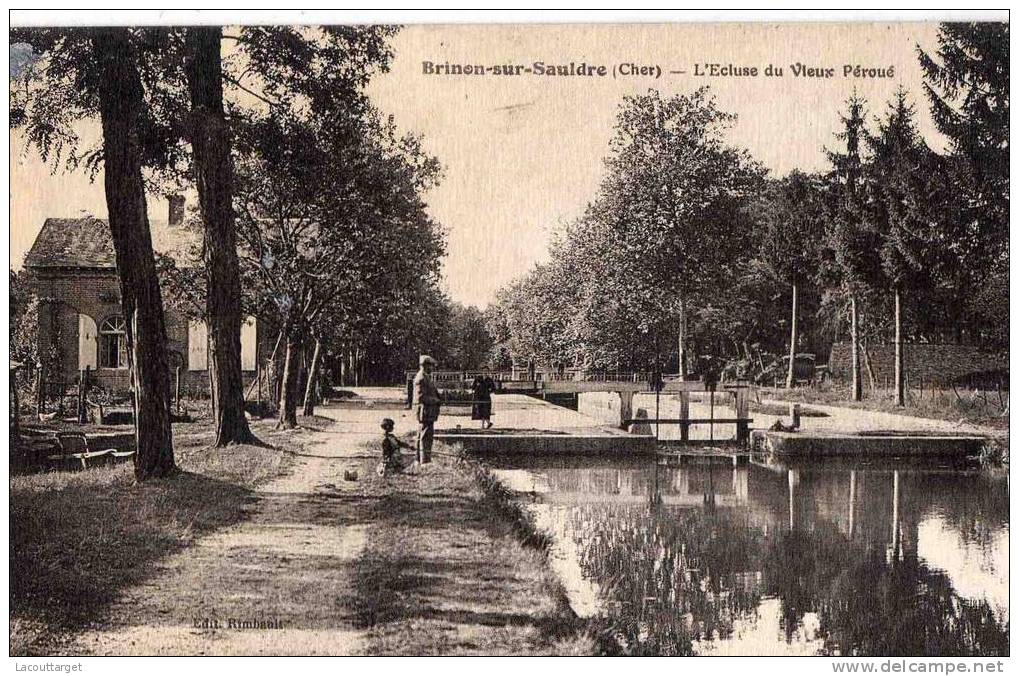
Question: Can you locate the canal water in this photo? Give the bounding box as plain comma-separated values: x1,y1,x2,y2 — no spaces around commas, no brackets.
489,455,1009,656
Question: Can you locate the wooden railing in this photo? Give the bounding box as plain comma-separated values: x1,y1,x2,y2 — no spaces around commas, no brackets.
403,369,684,385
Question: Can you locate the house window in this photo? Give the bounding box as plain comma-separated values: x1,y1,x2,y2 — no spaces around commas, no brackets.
99,316,128,369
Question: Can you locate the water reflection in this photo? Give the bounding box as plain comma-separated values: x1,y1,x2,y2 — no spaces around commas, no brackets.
491,456,1009,656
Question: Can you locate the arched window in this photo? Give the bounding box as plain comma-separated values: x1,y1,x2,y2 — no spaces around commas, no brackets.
99,316,128,369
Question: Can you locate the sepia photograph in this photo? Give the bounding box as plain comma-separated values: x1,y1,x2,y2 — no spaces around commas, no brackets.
6,10,1010,663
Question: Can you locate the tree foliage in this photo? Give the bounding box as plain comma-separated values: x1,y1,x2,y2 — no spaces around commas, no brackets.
488,88,766,372
918,22,1009,345
492,23,1008,378
10,269,39,368
918,22,1008,252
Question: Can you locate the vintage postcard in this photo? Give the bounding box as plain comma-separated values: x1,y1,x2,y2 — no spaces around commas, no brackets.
7,11,1009,664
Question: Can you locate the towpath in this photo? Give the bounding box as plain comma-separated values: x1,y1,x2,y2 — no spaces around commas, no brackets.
66,395,587,655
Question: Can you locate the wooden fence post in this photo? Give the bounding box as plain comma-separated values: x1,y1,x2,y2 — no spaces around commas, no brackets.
35,364,45,415
175,365,182,415
679,391,690,442
617,390,634,431
77,367,92,424
77,370,84,423
257,362,263,411
789,402,801,430
735,386,750,444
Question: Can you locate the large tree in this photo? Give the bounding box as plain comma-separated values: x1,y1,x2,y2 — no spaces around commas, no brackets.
233,108,442,428
918,23,1009,342
755,171,825,389
212,26,438,428
598,88,765,375
488,88,765,376
918,23,1008,254
863,89,943,406
183,26,254,445
824,92,879,401
94,31,177,478
445,303,496,372
12,28,177,479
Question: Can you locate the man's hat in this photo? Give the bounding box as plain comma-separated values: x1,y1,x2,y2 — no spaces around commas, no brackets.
419,354,436,366
380,418,395,429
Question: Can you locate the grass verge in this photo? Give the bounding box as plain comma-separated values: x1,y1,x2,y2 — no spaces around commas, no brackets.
350,440,601,655
9,416,311,656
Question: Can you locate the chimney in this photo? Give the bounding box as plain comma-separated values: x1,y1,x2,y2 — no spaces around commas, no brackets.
168,194,185,226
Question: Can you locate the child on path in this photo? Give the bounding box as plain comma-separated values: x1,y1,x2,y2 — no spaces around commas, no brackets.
377,417,414,477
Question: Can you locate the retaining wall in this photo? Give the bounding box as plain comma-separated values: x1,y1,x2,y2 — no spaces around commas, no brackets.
435,433,657,455
753,429,985,459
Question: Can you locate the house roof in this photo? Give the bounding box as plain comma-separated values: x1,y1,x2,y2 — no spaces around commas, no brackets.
24,217,116,269
24,216,196,269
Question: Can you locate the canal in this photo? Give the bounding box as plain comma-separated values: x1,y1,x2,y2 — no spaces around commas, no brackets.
489,454,1009,656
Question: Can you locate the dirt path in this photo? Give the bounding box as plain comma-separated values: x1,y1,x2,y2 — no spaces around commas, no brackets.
69,415,382,656
64,402,591,656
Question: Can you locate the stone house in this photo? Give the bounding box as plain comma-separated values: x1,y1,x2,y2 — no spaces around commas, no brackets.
23,200,267,397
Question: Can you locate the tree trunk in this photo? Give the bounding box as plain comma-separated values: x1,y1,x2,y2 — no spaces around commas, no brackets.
94,29,176,481
785,281,798,390
184,27,254,446
862,341,878,391
894,287,905,407
302,338,322,417
296,345,308,412
850,295,862,402
277,332,302,429
11,374,20,443
678,295,688,377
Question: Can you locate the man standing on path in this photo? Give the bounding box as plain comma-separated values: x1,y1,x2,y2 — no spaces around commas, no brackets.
413,354,441,463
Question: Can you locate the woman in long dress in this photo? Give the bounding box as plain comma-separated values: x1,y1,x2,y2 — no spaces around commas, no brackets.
471,375,494,429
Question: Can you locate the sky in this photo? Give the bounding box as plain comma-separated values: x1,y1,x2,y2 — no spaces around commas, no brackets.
9,22,946,307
